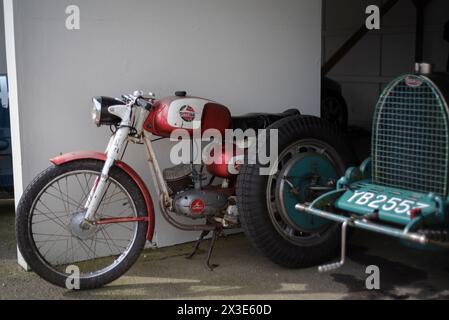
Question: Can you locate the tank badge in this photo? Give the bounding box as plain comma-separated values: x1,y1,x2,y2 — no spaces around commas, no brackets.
191,199,206,214
405,76,423,88
180,105,196,122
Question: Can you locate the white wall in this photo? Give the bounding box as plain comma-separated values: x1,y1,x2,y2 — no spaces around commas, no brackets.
323,0,449,129
8,0,322,249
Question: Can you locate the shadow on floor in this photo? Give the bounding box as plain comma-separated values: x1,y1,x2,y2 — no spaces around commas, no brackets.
0,200,16,261
60,231,449,300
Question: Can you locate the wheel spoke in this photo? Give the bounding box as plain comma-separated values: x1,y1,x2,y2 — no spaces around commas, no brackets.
34,206,69,232
75,174,90,207
46,187,83,210
32,213,72,225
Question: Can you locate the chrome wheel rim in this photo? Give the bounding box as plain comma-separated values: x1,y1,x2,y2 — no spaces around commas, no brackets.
29,170,139,279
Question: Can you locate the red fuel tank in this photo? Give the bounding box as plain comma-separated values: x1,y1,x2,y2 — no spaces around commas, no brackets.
144,94,232,138
204,143,246,179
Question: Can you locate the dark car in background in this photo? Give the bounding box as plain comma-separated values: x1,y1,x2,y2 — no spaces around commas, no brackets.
0,75,13,199
321,76,348,129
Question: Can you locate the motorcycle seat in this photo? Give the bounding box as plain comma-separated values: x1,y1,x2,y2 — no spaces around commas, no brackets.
232,109,301,131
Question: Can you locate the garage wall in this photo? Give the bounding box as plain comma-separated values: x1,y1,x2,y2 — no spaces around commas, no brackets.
8,0,322,248
323,0,449,129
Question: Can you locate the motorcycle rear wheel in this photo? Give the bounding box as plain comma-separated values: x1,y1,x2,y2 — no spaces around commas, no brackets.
16,159,148,290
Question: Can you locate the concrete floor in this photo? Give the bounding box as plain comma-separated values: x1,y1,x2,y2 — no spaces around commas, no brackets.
1,200,449,300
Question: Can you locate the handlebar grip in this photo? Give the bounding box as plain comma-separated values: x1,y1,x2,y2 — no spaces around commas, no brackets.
137,98,152,111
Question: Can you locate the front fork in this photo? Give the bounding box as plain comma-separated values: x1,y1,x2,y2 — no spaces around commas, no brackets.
82,125,131,224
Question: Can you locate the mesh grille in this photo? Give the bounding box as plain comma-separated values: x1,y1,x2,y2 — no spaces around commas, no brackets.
372,75,449,196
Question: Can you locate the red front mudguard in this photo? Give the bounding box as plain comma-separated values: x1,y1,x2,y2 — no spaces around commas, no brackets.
50,151,156,241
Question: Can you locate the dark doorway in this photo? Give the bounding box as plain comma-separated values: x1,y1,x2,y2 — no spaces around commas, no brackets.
0,0,12,200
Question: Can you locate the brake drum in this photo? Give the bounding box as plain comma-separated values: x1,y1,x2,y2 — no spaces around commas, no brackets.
275,153,339,233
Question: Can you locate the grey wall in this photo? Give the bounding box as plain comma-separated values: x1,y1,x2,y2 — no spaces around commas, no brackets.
11,0,322,247
323,0,449,130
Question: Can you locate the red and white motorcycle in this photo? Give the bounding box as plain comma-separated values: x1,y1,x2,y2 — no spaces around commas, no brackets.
16,90,354,289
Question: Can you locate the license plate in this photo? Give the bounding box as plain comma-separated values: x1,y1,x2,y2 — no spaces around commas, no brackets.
345,191,430,214
335,182,435,224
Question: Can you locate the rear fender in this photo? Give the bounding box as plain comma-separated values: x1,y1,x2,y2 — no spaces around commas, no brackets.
50,151,155,241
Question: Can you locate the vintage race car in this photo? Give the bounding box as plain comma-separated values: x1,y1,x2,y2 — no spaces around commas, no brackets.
295,63,449,272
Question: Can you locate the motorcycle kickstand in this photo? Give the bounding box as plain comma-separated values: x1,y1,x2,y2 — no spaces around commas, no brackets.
205,229,220,271
186,230,210,260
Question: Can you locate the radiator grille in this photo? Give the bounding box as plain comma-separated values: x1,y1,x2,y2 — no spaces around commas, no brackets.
372,75,449,196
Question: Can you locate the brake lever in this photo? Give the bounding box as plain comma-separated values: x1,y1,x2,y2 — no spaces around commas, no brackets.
137,98,153,111
121,91,155,110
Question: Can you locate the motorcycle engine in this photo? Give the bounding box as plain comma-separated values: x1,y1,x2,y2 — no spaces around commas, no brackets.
163,164,193,194
164,164,229,220
173,190,228,219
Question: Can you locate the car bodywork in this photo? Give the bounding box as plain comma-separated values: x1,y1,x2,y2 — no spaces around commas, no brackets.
297,66,449,271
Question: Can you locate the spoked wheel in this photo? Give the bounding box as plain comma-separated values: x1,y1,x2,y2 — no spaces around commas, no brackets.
237,116,356,268
16,160,148,290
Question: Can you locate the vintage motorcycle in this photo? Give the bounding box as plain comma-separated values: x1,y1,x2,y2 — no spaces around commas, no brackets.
16,90,355,289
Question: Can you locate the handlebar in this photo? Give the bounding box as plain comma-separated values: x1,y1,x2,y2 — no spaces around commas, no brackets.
121,91,155,111
136,97,153,110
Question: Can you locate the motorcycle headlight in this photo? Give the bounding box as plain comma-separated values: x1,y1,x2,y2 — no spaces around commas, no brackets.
91,97,123,127
92,98,102,127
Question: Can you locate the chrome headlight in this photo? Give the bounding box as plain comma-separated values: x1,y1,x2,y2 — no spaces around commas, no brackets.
91,97,123,127
92,98,102,127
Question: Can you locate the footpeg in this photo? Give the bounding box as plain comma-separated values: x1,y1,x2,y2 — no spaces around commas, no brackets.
318,220,348,273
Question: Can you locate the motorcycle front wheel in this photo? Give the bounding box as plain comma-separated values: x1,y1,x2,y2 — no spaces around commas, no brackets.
16,159,148,290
